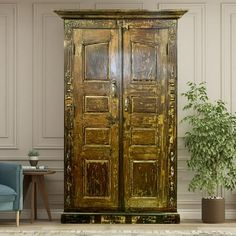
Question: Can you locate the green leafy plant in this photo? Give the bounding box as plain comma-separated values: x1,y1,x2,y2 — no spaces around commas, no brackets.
181,82,236,197
28,149,39,157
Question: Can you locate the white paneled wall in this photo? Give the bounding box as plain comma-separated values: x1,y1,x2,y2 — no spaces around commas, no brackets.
33,3,80,149
0,0,236,220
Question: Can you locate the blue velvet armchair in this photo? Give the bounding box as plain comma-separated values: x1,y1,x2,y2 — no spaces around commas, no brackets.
0,163,23,226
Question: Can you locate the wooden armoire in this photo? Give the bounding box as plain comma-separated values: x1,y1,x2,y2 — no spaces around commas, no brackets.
55,9,186,224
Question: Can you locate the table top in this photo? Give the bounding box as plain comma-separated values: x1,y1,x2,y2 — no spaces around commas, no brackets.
23,169,56,175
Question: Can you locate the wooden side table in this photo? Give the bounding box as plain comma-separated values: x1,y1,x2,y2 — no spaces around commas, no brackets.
23,169,55,223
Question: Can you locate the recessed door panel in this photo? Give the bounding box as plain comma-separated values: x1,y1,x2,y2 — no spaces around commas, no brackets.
84,160,110,197
132,42,157,81
85,43,109,80
132,161,158,197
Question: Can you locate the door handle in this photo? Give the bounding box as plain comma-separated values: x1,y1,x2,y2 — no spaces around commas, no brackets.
124,97,130,112
111,80,117,98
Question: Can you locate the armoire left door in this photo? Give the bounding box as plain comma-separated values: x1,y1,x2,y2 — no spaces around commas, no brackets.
71,22,120,211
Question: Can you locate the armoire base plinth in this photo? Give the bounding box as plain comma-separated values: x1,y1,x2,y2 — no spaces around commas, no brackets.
61,212,180,224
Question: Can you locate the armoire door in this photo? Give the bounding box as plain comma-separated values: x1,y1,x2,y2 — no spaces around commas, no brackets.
123,24,170,211
71,24,171,212
72,26,120,210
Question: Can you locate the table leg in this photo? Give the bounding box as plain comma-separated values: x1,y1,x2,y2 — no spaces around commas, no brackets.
38,175,52,221
31,176,36,223
34,181,37,220
23,176,31,202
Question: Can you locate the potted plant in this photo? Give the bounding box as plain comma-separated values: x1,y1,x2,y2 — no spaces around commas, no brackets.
181,82,236,223
28,149,39,166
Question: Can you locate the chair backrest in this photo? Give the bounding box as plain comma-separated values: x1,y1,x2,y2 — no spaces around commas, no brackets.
0,163,23,210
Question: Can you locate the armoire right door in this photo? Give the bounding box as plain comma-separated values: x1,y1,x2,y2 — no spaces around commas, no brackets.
123,23,171,211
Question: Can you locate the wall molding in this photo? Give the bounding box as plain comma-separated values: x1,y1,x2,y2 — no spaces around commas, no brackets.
0,4,17,149
221,3,236,113
33,3,79,149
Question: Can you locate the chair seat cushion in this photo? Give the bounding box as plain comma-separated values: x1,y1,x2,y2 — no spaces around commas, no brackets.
0,184,16,202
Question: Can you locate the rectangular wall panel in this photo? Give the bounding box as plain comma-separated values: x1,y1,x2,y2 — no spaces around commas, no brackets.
222,4,236,113
0,15,7,138
0,4,17,149
33,3,80,149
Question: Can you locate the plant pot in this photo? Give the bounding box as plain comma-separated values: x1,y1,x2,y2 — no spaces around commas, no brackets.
29,156,38,166
202,198,225,223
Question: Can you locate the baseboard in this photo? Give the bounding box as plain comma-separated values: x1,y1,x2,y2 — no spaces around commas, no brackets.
178,209,201,220
0,209,63,220
178,209,236,220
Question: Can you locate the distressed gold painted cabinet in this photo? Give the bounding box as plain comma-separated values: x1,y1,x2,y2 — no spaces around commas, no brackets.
55,10,186,224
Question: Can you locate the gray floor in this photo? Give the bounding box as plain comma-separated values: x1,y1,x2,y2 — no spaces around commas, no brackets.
1,220,236,235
